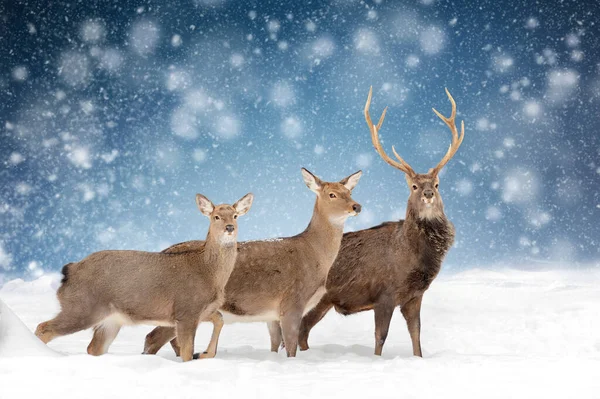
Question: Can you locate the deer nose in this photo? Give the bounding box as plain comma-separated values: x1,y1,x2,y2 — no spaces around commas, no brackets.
423,190,434,199
225,225,235,233
352,204,362,214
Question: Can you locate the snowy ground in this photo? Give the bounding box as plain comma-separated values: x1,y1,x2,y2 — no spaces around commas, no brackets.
1,268,600,399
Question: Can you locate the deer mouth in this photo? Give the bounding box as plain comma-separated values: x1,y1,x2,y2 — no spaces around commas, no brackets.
422,198,435,208
222,232,236,241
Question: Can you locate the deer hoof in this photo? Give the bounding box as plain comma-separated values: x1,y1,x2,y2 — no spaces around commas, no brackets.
198,351,215,359
193,351,215,359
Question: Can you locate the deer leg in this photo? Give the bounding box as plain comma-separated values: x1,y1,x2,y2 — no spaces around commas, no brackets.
373,301,395,356
143,327,177,355
299,296,333,351
280,307,304,358
145,310,220,358
35,319,60,344
36,311,105,344
401,295,423,357
267,321,283,352
196,311,224,359
175,319,199,362
87,319,122,356
169,337,181,357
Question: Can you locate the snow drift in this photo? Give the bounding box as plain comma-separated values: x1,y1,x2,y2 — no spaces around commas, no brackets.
0,298,58,358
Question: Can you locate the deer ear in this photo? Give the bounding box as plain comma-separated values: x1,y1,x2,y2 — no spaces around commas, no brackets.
339,170,362,191
301,168,322,193
233,193,254,216
196,194,215,217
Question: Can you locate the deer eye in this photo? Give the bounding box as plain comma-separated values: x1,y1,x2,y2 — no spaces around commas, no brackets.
412,185,418,191
233,214,238,219
435,183,439,189
214,215,220,221
329,193,337,198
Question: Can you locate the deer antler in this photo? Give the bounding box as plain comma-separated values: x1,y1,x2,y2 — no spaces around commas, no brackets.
430,88,465,176
364,87,416,177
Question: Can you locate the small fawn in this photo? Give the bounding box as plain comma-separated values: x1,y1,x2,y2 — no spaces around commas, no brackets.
35,193,253,362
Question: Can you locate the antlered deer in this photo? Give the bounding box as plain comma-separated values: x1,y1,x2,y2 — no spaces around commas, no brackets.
143,168,362,357
296,87,465,356
35,193,254,362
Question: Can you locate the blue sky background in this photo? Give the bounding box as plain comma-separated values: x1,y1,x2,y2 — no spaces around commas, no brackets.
1,0,599,281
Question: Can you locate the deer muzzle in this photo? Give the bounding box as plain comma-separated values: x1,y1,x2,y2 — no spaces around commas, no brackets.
422,190,435,207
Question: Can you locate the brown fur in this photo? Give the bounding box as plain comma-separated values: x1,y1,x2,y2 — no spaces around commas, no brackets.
298,173,455,356
35,193,253,362
143,168,362,358
295,88,463,357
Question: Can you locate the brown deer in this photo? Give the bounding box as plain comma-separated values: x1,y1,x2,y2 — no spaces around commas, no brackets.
35,193,254,362
142,168,362,358
295,87,464,356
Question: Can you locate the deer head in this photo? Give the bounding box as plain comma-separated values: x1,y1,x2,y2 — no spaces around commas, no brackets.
196,193,254,245
364,87,465,220
301,168,362,226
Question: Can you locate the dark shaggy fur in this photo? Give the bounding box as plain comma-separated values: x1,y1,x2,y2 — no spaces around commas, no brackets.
298,208,455,357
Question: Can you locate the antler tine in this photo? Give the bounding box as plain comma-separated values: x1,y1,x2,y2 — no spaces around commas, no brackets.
432,88,458,141
376,105,387,131
391,145,413,169
431,88,465,175
364,86,415,176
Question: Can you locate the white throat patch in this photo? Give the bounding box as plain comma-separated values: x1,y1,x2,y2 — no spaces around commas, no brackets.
220,234,237,245
329,214,349,227
419,206,442,220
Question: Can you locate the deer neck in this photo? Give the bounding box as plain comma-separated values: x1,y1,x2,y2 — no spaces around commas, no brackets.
301,201,345,267
203,233,238,284
401,206,453,258
404,204,447,224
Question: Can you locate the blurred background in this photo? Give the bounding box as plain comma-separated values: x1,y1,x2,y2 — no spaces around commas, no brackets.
1,0,599,282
